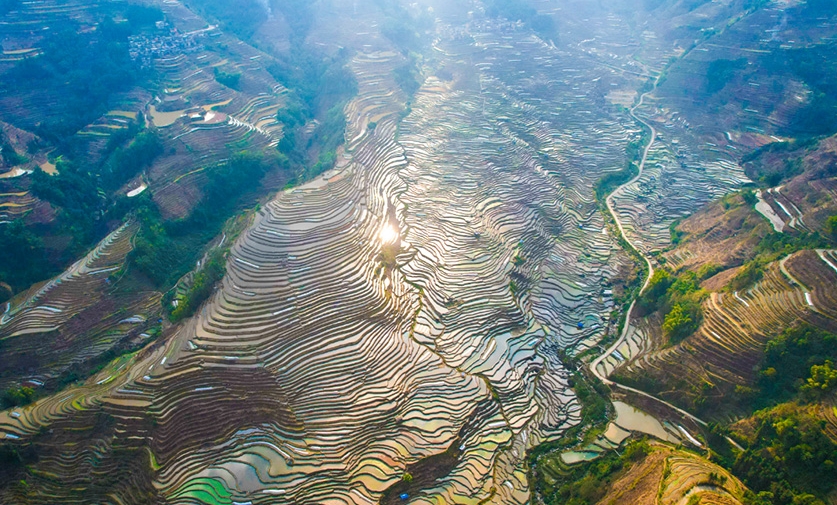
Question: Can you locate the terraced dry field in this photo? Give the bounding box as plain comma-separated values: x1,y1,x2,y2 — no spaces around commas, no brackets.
594,443,747,505
612,251,837,414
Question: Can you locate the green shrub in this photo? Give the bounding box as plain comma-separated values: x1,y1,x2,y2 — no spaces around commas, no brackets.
170,249,227,321
825,216,837,240
214,68,242,90
733,404,837,504
729,262,764,292
800,360,837,399
697,263,723,281
2,386,35,408
758,324,837,406
662,302,700,343
636,269,672,315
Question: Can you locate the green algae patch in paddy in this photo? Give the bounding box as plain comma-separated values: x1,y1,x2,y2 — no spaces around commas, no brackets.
170,477,234,505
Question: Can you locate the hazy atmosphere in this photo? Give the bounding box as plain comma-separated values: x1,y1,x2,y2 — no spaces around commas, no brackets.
1,0,837,504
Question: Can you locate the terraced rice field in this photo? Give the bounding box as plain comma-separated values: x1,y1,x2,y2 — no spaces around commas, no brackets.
0,0,291,220
0,16,658,502
0,190,37,224
2,2,811,503
0,221,161,391
606,2,837,255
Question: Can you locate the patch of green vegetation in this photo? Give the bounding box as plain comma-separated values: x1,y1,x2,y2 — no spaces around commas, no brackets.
670,218,686,245
569,371,611,428
0,220,55,293
705,58,747,94
130,152,281,288
213,68,241,90
802,361,837,397
533,438,651,505
169,248,226,321
1,386,35,409
101,131,163,191
825,216,837,241
728,261,764,292
636,269,707,344
594,163,638,202
0,132,27,167
696,262,723,280
30,158,102,228
733,403,837,505
662,302,699,343
594,134,649,203
393,56,423,96
269,45,357,182
752,324,837,407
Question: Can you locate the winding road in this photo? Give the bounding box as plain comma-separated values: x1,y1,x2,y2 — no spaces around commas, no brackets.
588,77,745,451
589,81,657,389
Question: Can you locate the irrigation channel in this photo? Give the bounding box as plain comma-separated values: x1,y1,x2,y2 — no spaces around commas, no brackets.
589,76,745,451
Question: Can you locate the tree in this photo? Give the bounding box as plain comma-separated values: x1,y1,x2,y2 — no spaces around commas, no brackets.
741,190,757,206
214,68,242,90
0,220,53,292
802,360,837,397
2,387,35,408
826,216,837,240
663,303,697,343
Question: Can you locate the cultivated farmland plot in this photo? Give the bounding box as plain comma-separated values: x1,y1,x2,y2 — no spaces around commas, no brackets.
5,1,835,504
0,19,639,504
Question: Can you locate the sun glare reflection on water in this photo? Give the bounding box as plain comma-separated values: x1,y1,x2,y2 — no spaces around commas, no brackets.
379,223,399,244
